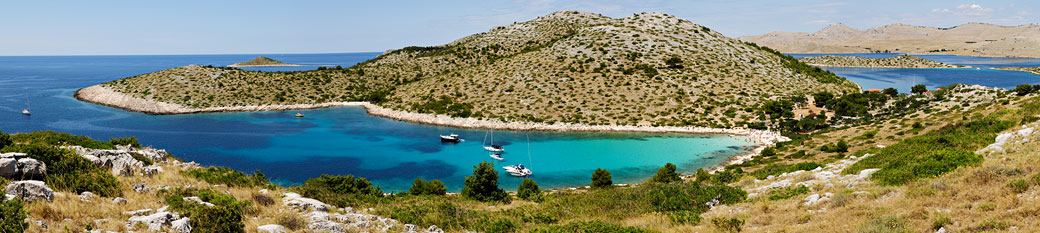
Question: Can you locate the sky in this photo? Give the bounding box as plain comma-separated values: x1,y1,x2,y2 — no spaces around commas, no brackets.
0,0,1036,56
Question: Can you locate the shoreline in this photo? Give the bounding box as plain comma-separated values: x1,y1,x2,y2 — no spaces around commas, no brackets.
226,64,305,68
992,67,1040,76
75,84,788,174
803,63,971,69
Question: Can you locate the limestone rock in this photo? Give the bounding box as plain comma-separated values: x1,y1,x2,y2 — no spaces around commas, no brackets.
425,225,445,233
142,165,163,177
0,158,17,177
283,192,331,211
79,191,94,202
133,183,151,193
124,208,154,216
113,197,127,204
403,224,419,233
803,192,834,206
184,196,215,207
171,217,191,233
258,224,287,233
858,168,880,180
16,158,46,179
4,180,54,202
85,150,144,176
126,211,175,231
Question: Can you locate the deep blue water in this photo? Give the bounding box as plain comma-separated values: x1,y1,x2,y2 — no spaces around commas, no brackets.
0,53,754,191
790,53,1040,93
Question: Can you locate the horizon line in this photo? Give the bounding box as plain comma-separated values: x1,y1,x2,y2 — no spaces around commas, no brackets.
0,51,384,57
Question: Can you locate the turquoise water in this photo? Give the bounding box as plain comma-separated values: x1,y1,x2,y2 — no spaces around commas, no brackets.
790,53,1040,93
0,53,753,191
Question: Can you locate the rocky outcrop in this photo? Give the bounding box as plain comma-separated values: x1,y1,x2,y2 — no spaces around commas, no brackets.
257,224,287,233
0,157,16,177
65,145,168,177
17,158,46,179
0,153,47,179
282,192,331,211
4,180,54,202
142,165,163,177
798,55,965,68
125,211,178,231
171,217,191,233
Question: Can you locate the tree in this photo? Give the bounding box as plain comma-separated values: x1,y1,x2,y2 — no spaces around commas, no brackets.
590,168,612,188
911,84,927,94
461,161,510,203
516,178,541,201
664,56,684,69
650,163,682,183
408,177,446,195
761,100,794,119
883,87,899,96
812,92,834,107
1014,84,1034,96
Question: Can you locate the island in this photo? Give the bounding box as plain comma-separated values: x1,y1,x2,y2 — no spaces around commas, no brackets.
226,56,302,67
798,55,967,68
994,67,1040,76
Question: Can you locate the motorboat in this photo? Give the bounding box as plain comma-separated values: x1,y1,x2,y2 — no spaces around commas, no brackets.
440,133,462,142
503,164,531,176
489,154,503,160
294,113,304,117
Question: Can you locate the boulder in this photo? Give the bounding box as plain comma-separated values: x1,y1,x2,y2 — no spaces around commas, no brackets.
79,191,94,202
113,197,127,204
133,183,151,193
0,158,17,177
0,152,26,159
308,220,345,233
126,211,175,231
425,225,445,233
258,224,287,233
16,158,46,179
403,224,419,233
803,192,834,206
142,165,163,177
858,169,881,180
4,180,54,202
124,208,154,216
184,196,215,207
171,217,191,233
283,192,331,211
86,150,144,176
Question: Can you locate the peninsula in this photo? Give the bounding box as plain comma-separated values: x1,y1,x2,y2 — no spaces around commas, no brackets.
740,22,1040,58
227,56,301,67
76,10,859,131
994,67,1040,76
798,55,967,68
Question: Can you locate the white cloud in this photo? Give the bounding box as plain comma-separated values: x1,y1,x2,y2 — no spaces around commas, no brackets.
931,8,950,13
933,3,993,17
957,4,982,10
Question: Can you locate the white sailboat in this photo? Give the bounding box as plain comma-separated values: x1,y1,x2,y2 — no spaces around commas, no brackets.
21,91,30,115
503,134,534,177
482,130,504,152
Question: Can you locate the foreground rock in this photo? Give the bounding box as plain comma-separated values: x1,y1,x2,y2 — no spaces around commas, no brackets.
257,224,287,233
282,192,331,211
4,180,54,202
125,211,187,232
64,145,169,177
0,153,47,179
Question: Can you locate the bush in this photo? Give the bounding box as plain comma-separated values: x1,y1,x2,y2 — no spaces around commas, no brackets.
128,152,153,166
10,131,114,149
694,168,711,183
517,178,541,201
292,174,384,207
2,143,122,197
820,139,849,153
109,136,141,148
0,131,11,148
276,212,307,231
1007,179,1030,193
650,163,681,183
408,177,447,196
530,221,654,233
845,119,1012,185
932,213,952,230
858,215,912,233
883,87,899,96
0,189,29,233
482,219,516,233
252,193,274,206
164,188,249,233
590,168,612,188
461,161,510,203
767,185,809,200
760,147,776,157
186,167,271,188
911,84,927,94
711,217,744,232
1014,84,1034,96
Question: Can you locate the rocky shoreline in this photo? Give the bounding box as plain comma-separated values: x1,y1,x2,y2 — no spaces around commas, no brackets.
994,67,1040,76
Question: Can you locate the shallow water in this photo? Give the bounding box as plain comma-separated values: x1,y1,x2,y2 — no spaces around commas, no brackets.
0,53,754,191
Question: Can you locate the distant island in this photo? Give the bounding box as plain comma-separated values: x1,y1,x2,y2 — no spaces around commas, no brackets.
740,22,1040,58
798,55,967,68
994,67,1040,76
227,56,302,67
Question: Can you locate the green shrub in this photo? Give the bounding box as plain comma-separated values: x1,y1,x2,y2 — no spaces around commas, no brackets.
529,221,655,233
650,163,681,183
845,119,1012,185
128,152,153,166
408,177,447,196
968,219,1010,231
461,161,510,203
1014,84,1034,96
767,185,809,200
185,167,271,188
109,136,141,148
10,131,114,149
1030,173,1040,186
1006,179,1030,193
164,188,249,233
46,155,123,197
760,147,776,157
590,168,612,188
0,131,11,148
0,189,29,233
410,96,474,118
858,215,912,233
292,174,384,207
694,168,711,183
483,219,517,233
711,217,744,233
820,139,849,153
517,178,541,201
931,213,952,230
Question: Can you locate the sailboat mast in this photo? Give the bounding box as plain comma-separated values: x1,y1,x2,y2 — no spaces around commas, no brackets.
527,134,532,167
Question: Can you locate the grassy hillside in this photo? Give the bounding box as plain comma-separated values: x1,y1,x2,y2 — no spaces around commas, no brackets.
97,10,859,128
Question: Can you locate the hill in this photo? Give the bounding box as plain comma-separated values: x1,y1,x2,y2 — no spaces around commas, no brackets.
739,22,1040,58
227,56,300,67
78,10,860,129
798,55,967,68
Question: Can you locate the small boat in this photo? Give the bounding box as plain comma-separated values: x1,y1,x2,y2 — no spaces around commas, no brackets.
503,164,532,177
294,113,304,117
482,130,505,152
489,154,503,160
440,133,462,142
21,91,30,115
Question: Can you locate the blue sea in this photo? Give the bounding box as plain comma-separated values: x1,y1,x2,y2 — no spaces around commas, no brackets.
789,53,1040,93
0,53,754,191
